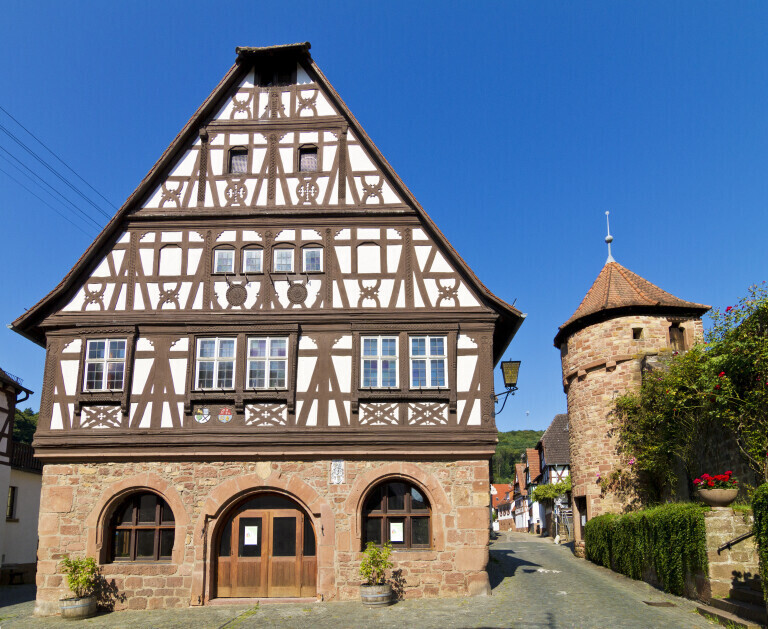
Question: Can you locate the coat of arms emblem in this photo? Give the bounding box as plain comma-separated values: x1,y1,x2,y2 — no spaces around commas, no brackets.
194,407,211,423
218,407,233,423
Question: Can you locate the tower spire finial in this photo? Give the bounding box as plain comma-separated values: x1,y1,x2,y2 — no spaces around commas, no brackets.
605,211,615,263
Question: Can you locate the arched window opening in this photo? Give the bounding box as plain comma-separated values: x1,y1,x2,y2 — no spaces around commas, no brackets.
229,148,248,174
362,480,431,549
108,492,175,562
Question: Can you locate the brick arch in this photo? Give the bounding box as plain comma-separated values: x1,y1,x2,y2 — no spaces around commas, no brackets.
190,470,336,605
85,472,189,565
344,462,450,551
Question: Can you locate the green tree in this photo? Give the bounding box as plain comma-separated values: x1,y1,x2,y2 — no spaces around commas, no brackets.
13,407,38,444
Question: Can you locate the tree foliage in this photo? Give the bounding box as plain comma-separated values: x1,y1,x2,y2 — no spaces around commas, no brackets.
612,284,768,500
13,407,38,444
491,430,545,482
753,483,768,606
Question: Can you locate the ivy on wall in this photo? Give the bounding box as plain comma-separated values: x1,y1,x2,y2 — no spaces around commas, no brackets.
584,503,708,596
531,477,572,502
753,483,768,608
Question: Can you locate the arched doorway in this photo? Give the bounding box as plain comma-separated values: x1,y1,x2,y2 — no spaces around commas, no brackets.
215,492,316,598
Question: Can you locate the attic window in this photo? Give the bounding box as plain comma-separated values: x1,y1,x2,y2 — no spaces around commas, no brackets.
632,328,643,340
229,148,248,174
257,61,296,87
299,146,318,172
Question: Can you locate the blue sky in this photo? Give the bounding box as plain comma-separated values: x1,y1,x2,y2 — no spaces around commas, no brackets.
1,2,766,431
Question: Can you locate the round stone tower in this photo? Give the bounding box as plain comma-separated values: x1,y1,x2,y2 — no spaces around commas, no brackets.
554,252,708,550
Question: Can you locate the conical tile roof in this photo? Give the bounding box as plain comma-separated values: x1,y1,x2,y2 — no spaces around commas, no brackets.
554,261,709,347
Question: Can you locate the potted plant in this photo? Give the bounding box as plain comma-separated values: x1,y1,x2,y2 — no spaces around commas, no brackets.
359,541,394,607
59,556,99,619
694,471,739,507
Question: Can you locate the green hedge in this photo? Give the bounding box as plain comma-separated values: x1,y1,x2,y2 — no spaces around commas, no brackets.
584,503,708,595
753,483,768,607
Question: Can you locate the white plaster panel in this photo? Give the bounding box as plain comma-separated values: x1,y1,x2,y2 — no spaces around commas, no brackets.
396,283,405,308
296,356,317,393
129,403,138,426
62,339,82,354
357,244,381,273
244,282,260,308
457,355,478,392
146,284,161,310
136,337,154,352
209,133,225,146
230,133,249,146
386,229,401,240
161,231,183,243
161,402,173,428
60,360,79,396
252,148,267,174
187,248,203,275
430,251,452,273
189,232,204,243
276,229,295,242
305,278,321,307
467,400,481,425
425,279,444,306
192,287,203,310
414,246,431,272
91,257,111,277
139,249,154,276
322,146,336,169
333,282,343,308
112,250,125,273
323,132,337,142
279,147,294,173
327,402,340,427
344,280,360,307
214,180,227,199
140,232,156,243
158,246,182,276
138,403,152,428
458,334,478,349
169,149,197,177
335,246,351,273
51,404,63,430
412,228,428,241
132,358,153,395
314,92,336,116
335,229,350,240
214,282,228,309
333,335,352,350
299,132,318,143
357,228,380,240
299,336,317,350
386,245,401,273
457,283,481,307
63,289,85,312
133,290,144,310
376,279,395,306
117,232,130,244
254,184,268,206
296,67,312,85
331,356,351,393
380,181,401,204
413,274,424,307
217,230,237,242
243,230,261,242
347,144,374,171
274,281,290,308
305,401,318,426
142,187,163,209
275,184,286,206
301,229,322,241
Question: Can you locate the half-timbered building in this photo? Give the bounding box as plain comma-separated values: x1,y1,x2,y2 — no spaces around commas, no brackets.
12,43,523,614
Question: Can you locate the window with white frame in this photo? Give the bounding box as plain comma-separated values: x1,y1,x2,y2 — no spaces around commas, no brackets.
410,336,447,388
302,247,322,272
274,248,294,272
243,248,263,274
195,338,236,389
361,336,398,388
213,248,235,274
247,337,288,388
84,339,127,391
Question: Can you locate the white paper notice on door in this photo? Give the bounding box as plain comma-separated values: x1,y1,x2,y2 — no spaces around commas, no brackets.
244,526,259,545
389,522,404,543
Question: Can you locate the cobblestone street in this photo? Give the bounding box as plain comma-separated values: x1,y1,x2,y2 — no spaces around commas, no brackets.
0,532,715,628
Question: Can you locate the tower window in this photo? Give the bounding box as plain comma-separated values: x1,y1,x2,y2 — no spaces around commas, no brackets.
632,328,643,340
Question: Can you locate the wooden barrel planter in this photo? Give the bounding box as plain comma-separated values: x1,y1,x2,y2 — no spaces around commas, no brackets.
60,596,97,619
360,584,394,607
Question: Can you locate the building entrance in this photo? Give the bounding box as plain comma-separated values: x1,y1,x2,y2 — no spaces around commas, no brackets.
215,493,316,598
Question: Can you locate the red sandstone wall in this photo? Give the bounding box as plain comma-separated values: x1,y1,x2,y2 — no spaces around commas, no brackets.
34,459,491,615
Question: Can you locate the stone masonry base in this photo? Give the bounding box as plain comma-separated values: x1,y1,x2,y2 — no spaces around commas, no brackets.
35,459,492,616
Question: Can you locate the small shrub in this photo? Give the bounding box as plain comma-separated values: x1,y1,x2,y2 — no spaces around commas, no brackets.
359,542,393,586
584,503,708,596
753,483,768,606
60,556,99,599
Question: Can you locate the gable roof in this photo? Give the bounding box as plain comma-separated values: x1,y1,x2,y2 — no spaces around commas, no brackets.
554,261,709,347
538,413,570,465
12,43,524,358
491,484,512,508
525,447,541,482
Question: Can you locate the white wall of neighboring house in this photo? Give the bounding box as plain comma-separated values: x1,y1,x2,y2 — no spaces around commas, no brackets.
0,464,10,563
2,468,41,566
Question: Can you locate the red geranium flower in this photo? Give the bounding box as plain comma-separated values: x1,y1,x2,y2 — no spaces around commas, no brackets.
708,480,715,487
726,306,733,312
719,372,726,378
715,384,721,390
694,478,701,484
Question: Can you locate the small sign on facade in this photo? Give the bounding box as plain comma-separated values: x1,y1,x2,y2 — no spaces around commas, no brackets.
330,460,345,485
389,522,404,543
244,526,259,545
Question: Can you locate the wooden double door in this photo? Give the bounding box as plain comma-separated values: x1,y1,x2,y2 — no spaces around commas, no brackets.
215,494,317,598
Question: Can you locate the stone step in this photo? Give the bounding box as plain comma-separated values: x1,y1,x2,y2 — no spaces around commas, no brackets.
708,597,767,625
729,586,765,607
696,602,763,629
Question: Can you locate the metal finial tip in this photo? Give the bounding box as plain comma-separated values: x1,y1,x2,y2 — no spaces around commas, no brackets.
605,234,614,244
605,211,610,216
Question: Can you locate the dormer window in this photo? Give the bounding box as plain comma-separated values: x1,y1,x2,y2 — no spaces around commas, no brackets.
299,146,318,172
213,248,235,274
228,148,248,174
257,61,296,87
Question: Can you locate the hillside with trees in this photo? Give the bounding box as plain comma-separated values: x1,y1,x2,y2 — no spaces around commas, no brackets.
13,407,38,444
491,429,545,483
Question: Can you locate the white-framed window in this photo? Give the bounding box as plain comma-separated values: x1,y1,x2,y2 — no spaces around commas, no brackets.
247,337,288,389
243,248,263,273
213,248,235,274
195,338,236,389
410,336,447,388
84,339,127,391
361,336,398,388
302,247,323,272
274,248,294,272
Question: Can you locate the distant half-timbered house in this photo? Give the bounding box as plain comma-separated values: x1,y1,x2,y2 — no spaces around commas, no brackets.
13,43,523,614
